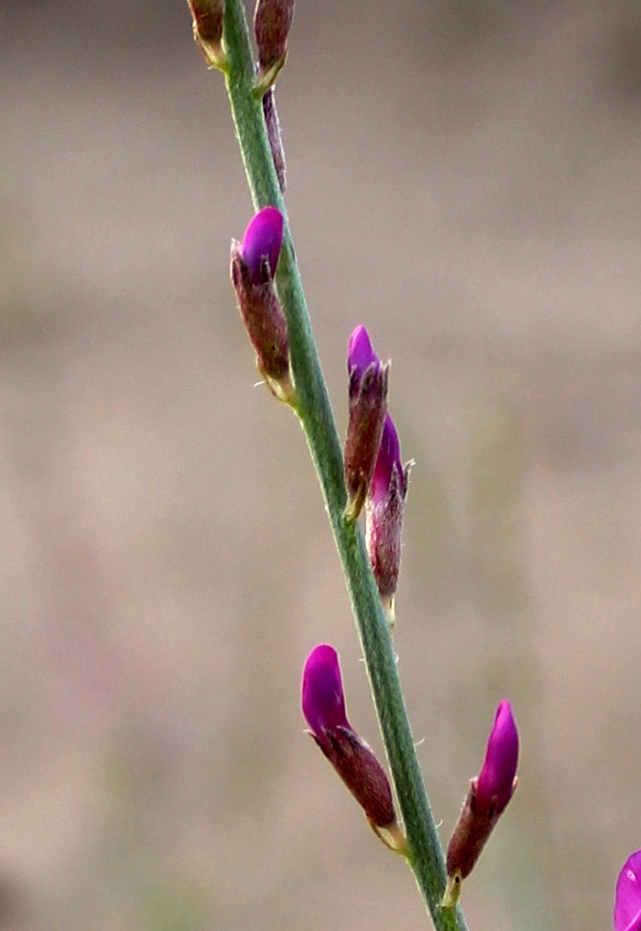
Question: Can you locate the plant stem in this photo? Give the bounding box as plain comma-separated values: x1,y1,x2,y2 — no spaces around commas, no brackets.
219,3,469,928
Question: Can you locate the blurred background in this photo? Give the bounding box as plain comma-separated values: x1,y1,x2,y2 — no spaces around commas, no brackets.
1,0,640,928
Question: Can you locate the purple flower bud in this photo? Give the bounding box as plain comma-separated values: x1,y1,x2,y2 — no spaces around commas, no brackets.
476,699,519,815
302,643,350,742
301,644,401,840
230,209,293,403
254,0,295,73
343,325,389,521
365,414,410,616
615,851,641,931
241,206,284,285
371,413,404,505
444,701,519,906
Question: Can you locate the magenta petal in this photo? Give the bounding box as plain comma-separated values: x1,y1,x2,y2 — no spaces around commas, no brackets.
371,414,402,504
615,851,641,931
476,700,519,815
301,644,350,738
348,325,378,374
241,206,284,284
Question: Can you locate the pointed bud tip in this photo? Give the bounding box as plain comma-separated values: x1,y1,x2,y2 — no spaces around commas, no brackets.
241,206,284,285
476,699,519,815
615,850,641,931
301,644,349,738
348,324,378,373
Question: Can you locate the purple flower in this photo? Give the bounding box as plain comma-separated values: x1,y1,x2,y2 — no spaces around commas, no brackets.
444,700,519,906
302,643,350,744
301,644,403,845
343,325,389,521
476,699,519,815
615,851,641,931
241,206,284,285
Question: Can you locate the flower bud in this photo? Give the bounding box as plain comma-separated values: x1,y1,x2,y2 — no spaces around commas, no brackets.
365,414,410,619
444,700,519,907
187,0,226,68
301,644,405,852
343,325,389,521
254,0,294,76
476,698,520,816
230,207,294,404
241,206,283,285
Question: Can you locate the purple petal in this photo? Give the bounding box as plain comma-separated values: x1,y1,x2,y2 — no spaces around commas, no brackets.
348,325,378,374
241,206,284,284
301,644,350,737
476,700,519,815
615,851,641,931
371,414,402,504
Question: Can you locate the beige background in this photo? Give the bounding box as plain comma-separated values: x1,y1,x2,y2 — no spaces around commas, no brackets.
1,0,641,928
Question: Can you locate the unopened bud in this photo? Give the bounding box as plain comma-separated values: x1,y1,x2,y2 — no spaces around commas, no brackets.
365,414,410,621
254,0,294,89
301,644,405,853
240,206,283,284
444,700,519,907
343,325,389,522
230,207,294,404
187,0,226,68
614,850,641,931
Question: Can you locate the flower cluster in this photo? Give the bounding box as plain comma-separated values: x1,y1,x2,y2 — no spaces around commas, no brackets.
188,0,641,921
229,208,521,905
217,10,523,904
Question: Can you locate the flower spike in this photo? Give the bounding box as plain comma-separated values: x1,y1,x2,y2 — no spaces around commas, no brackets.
365,413,411,622
230,207,294,404
343,325,389,522
444,700,519,907
615,851,641,931
302,644,406,854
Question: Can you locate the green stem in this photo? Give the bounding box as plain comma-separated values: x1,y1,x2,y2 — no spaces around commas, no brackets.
220,3,469,929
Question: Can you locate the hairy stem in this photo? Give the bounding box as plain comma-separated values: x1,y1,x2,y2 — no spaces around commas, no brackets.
219,3,469,928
